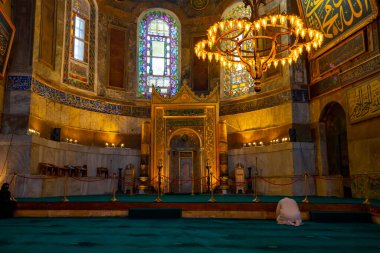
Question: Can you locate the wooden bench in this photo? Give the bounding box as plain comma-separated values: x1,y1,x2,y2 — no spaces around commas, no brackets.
38,163,58,176
96,167,108,178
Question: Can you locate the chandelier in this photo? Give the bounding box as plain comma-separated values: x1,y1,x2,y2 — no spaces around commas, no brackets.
194,0,324,92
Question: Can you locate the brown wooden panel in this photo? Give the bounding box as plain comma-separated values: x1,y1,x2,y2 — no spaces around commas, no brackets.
39,0,56,69
192,36,209,92
109,28,126,89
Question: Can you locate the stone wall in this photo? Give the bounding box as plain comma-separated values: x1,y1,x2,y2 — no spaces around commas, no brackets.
228,142,316,196
310,75,380,199
0,134,140,197
29,91,145,148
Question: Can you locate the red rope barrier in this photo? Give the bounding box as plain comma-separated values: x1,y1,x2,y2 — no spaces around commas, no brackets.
17,174,59,180
70,177,109,182
258,176,303,186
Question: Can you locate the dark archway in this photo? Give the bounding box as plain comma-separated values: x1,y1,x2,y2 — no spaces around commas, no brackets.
320,102,351,197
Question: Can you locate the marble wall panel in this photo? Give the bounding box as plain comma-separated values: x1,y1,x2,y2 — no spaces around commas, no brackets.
292,143,316,176
7,91,31,115
14,176,43,198
228,143,295,177
292,103,310,124
0,135,32,175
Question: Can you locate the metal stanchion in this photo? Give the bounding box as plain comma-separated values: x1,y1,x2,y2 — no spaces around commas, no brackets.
62,173,69,202
252,157,260,202
206,160,211,194
208,172,216,203
155,160,163,203
302,172,310,203
111,173,118,202
362,175,371,205
191,174,194,196
11,173,17,201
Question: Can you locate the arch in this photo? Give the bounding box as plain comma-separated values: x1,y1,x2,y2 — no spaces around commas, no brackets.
167,128,203,149
319,102,351,196
167,128,203,194
137,8,181,98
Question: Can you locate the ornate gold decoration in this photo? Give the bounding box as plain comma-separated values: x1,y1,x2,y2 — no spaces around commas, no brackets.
150,84,219,193
347,75,380,123
191,0,209,11
297,0,378,59
195,0,324,92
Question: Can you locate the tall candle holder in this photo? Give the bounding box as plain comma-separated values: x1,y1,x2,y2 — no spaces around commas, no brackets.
155,159,163,203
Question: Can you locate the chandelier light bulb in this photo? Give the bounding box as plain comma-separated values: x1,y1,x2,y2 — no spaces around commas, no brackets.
271,15,277,24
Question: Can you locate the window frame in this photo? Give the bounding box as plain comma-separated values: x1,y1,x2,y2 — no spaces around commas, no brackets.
137,9,181,99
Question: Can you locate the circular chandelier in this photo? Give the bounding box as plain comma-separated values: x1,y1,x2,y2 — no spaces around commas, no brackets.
194,0,324,92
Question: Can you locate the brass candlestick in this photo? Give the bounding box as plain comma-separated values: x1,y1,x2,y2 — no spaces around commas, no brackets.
155,159,163,203
302,172,310,203
362,175,371,205
252,157,260,202
208,172,216,203
111,173,118,202
62,173,69,202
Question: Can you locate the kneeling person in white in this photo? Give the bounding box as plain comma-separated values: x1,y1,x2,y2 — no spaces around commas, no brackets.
276,197,302,226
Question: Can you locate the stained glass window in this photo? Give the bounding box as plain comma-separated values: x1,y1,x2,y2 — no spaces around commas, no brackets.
63,0,95,91
138,10,180,98
222,3,255,98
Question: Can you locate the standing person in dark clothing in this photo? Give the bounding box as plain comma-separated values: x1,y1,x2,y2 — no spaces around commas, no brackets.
0,183,17,218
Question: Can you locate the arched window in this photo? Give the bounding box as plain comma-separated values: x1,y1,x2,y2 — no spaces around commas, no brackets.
63,0,96,91
222,2,255,98
137,9,180,98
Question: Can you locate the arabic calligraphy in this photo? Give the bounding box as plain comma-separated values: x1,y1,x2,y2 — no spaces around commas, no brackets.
302,0,372,39
348,77,380,123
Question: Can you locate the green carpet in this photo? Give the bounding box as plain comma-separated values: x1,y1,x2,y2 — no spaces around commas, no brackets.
0,218,379,253
15,194,380,206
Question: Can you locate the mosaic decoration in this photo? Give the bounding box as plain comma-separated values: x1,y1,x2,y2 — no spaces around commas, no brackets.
317,32,365,75
347,75,380,123
7,76,32,90
31,78,150,118
297,0,378,58
351,174,380,199
165,109,205,116
191,0,209,11
62,0,96,91
310,54,380,99
222,3,255,98
166,118,204,127
220,90,294,116
137,10,180,98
